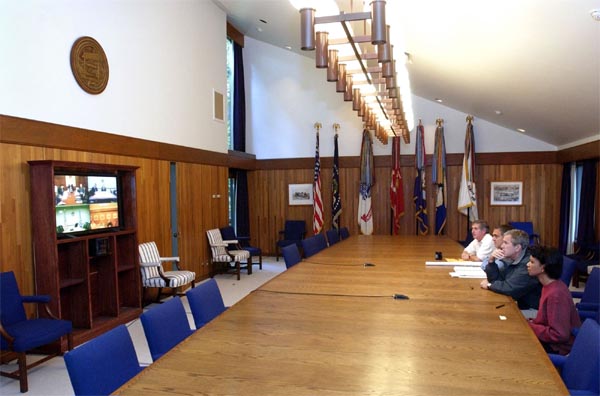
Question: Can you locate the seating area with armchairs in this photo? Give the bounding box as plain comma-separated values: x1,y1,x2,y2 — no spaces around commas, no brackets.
64,325,144,396
185,279,228,330
138,241,196,304
276,220,306,261
206,228,251,280
140,296,194,362
282,244,302,269
301,234,328,258
0,271,73,393
220,226,262,271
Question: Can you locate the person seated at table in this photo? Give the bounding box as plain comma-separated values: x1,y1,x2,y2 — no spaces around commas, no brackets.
461,220,494,262
527,245,581,355
480,224,513,270
480,229,541,312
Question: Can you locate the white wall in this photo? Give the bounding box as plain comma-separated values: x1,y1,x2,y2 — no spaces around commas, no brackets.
244,37,556,159
0,0,228,153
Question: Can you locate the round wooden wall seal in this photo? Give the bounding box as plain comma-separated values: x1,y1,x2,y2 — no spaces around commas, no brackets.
70,36,109,94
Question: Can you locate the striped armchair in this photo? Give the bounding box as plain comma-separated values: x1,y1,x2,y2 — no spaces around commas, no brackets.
138,241,196,303
206,229,250,280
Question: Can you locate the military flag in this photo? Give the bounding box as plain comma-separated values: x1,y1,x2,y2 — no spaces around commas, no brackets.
413,122,429,235
432,120,447,235
457,117,479,221
358,129,374,235
390,136,404,234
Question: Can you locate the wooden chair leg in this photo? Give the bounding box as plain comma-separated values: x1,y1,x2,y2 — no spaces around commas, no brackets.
236,261,241,280
18,352,27,393
259,254,263,270
155,287,163,303
247,255,253,275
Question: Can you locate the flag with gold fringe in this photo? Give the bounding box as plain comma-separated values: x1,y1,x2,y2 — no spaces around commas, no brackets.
413,123,429,235
313,124,323,234
457,117,479,221
432,120,447,235
358,129,374,235
390,136,404,234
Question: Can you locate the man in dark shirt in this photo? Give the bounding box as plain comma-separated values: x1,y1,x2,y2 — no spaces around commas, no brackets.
480,229,541,310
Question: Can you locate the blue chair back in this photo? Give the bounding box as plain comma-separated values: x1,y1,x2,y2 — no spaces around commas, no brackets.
560,319,600,395
186,279,227,329
577,267,600,308
302,234,328,258
339,227,350,240
283,220,306,241
219,226,237,241
508,221,539,245
282,244,302,269
0,271,27,328
326,229,340,246
140,296,194,361
560,256,577,287
64,325,143,396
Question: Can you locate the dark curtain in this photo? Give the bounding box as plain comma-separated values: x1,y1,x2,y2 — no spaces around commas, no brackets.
576,159,598,245
558,164,571,253
235,170,250,239
232,41,246,152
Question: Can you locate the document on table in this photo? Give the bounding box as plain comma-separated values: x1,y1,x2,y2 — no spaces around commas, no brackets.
449,266,487,278
426,260,480,267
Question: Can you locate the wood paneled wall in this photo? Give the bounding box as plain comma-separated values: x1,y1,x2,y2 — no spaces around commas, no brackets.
1,115,598,297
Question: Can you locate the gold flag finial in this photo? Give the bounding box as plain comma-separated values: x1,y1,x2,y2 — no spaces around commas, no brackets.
436,118,444,126
314,122,322,131
466,115,474,123
333,123,340,134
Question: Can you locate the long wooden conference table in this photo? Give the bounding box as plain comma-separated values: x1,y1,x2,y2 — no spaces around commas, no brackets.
116,235,567,396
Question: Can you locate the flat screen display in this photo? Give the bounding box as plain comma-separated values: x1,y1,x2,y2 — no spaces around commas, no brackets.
54,174,120,235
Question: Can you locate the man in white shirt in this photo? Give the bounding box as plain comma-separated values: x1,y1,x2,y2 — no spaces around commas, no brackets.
461,220,494,262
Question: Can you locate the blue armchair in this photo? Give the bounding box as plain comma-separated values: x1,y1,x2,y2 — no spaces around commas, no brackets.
282,243,302,269
186,279,228,329
508,221,540,245
301,234,328,258
0,271,73,393
276,220,306,261
220,226,262,271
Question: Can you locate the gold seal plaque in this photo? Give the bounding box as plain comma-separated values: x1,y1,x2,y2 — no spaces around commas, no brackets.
70,36,109,94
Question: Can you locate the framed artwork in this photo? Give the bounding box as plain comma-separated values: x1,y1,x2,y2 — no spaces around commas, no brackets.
490,181,523,206
213,89,224,122
288,184,313,205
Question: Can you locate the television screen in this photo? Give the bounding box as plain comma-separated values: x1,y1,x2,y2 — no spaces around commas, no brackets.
54,174,120,235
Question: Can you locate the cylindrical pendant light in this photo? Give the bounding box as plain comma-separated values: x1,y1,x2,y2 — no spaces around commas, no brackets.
353,88,361,111
300,8,315,50
336,63,346,92
377,25,391,63
327,49,339,81
382,52,394,77
316,31,329,68
370,1,386,45
388,86,398,98
344,75,353,101
386,74,396,89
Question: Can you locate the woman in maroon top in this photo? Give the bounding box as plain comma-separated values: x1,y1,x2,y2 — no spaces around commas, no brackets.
527,245,581,355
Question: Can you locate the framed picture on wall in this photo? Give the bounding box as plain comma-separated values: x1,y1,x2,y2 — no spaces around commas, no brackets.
490,181,523,206
288,184,313,205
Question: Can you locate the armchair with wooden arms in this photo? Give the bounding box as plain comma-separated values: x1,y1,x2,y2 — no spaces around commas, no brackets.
206,229,250,280
220,226,262,271
276,220,306,261
0,271,73,393
138,241,196,303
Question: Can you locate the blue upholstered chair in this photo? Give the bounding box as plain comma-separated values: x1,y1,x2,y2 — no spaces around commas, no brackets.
508,221,540,245
276,220,306,261
549,319,600,395
185,279,228,330
282,243,302,269
140,296,194,361
64,325,144,395
339,227,350,240
207,228,251,280
560,255,577,287
138,241,196,303
220,226,262,270
0,271,73,393
326,229,340,246
572,267,599,321
301,234,328,258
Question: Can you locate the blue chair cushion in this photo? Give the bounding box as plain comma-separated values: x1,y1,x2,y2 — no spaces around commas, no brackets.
2,318,72,352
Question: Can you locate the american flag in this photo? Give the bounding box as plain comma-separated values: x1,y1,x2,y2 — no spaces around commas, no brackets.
390,136,404,234
332,132,341,231
313,129,323,234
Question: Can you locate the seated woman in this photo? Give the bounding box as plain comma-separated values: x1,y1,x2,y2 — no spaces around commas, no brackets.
527,245,581,355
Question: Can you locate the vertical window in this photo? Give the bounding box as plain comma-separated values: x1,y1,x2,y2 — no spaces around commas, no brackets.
226,38,234,150
228,175,236,228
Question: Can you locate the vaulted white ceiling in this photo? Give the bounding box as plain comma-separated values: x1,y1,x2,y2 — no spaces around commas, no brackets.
215,0,600,148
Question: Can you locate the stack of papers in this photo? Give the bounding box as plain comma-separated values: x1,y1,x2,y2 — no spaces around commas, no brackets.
449,266,487,279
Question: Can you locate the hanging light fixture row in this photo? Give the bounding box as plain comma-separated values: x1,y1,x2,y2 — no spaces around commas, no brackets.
298,0,410,145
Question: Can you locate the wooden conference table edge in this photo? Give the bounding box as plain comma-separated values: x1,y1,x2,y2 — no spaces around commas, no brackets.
114,235,567,395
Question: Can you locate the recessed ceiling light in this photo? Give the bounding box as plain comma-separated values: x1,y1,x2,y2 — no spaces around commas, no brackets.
285,45,292,50
591,9,600,21
256,27,263,32
434,98,443,103
517,128,526,133
495,110,503,115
